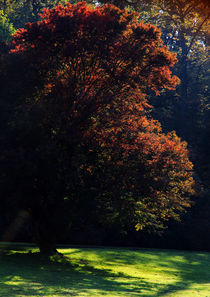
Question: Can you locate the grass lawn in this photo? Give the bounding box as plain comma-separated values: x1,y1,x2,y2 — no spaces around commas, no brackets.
0,243,209,297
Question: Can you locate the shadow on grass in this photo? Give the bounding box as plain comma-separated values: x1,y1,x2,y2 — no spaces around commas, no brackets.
0,250,151,297
152,250,210,297
86,248,210,296
0,247,209,296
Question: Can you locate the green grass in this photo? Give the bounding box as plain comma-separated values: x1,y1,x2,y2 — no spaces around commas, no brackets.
0,243,210,296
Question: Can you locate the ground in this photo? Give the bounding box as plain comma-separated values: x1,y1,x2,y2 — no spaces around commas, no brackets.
0,242,209,296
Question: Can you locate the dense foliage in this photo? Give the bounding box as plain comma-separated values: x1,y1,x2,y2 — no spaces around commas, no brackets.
0,10,15,42
95,0,210,249
0,2,195,253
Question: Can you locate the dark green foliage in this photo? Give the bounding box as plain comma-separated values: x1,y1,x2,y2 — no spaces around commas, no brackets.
0,10,15,42
0,0,67,28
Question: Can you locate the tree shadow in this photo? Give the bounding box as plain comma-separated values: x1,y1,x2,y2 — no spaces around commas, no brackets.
0,247,209,296
0,249,157,296
149,250,210,296
89,247,210,296
63,247,210,296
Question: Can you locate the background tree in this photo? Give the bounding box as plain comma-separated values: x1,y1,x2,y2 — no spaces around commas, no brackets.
0,0,68,28
0,10,15,43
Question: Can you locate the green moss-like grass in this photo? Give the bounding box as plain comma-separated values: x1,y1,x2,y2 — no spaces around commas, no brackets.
0,242,209,296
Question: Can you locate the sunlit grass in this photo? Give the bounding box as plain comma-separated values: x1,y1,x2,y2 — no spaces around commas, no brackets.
0,242,210,296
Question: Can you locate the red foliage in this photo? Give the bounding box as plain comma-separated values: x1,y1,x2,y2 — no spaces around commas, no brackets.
11,2,179,115
10,2,194,230
86,102,194,229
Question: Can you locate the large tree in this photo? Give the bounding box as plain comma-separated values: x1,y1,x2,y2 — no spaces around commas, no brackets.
1,2,194,253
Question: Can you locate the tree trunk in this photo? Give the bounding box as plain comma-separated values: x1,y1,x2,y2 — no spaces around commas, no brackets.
3,0,6,14
178,31,189,137
32,213,59,255
38,241,58,255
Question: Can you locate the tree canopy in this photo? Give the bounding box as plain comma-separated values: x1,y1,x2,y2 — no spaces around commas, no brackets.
1,2,194,253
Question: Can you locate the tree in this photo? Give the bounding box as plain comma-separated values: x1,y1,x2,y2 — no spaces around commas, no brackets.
97,0,210,13
1,2,194,253
0,10,15,43
0,0,67,28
